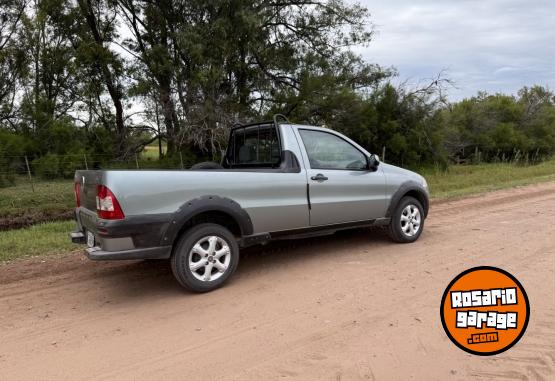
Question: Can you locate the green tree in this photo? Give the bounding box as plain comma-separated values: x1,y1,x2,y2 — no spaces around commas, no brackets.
75,0,127,156
116,0,383,157
0,0,27,127
17,0,81,140
440,86,555,162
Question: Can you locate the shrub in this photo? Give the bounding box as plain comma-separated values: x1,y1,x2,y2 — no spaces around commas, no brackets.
33,151,87,179
0,130,27,187
33,153,62,179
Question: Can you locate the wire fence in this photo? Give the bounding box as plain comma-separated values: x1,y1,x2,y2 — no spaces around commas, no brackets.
0,152,196,190
1,145,543,191
0,145,386,186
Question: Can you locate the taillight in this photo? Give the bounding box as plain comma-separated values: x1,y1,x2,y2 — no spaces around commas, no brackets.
74,182,81,207
96,185,125,220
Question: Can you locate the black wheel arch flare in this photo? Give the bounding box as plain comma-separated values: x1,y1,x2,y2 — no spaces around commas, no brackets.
161,195,254,246
386,181,430,218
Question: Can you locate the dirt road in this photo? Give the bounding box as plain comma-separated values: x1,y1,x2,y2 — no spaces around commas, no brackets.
1,182,555,380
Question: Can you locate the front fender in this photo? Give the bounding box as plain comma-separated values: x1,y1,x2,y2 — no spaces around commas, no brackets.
386,181,429,218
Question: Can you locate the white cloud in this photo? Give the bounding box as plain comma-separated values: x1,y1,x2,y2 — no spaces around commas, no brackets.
354,0,555,100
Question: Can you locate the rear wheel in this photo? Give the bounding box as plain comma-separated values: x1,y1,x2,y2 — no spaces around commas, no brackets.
387,196,425,243
171,223,239,292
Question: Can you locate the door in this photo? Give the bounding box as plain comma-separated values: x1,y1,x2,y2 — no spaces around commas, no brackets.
297,129,386,226
223,123,309,232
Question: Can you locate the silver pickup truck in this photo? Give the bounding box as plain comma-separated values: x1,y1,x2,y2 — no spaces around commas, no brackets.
71,117,429,292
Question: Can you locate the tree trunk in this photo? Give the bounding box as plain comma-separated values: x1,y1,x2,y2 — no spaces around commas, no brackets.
33,2,42,132
156,15,179,155
159,84,178,155
78,0,126,157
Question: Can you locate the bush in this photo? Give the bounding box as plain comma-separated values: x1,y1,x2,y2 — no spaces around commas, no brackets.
441,86,555,163
0,130,27,187
0,167,15,188
99,150,198,170
33,151,87,179
32,154,61,179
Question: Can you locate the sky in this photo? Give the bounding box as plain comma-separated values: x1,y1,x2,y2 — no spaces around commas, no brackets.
355,0,555,100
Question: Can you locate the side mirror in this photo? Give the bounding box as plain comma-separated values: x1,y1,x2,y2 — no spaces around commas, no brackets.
367,154,380,171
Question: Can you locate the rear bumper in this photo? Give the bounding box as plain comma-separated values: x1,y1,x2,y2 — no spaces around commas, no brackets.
85,245,172,260
71,207,173,261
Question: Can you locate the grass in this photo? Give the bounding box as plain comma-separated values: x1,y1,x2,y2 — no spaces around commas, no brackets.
0,176,74,229
422,158,555,199
1,158,555,262
141,143,166,159
0,220,76,262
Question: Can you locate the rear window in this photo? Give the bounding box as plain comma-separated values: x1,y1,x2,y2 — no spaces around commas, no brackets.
226,124,281,167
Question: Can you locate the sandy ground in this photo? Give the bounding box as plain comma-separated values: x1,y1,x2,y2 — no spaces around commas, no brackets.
1,182,555,381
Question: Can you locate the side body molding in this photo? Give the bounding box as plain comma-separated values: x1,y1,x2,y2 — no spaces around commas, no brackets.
161,195,254,245
386,181,429,218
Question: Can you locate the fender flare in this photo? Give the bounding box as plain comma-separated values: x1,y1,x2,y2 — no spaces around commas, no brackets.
386,181,429,218
162,195,253,245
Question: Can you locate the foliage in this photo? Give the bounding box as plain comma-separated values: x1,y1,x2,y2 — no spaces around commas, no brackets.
0,0,27,125
33,151,88,179
0,129,26,186
440,86,555,162
327,80,450,168
1,1,555,179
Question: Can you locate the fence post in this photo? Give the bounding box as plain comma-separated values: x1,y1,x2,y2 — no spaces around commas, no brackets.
24,155,35,192
179,151,184,169
135,153,139,169
381,146,386,163
83,153,88,170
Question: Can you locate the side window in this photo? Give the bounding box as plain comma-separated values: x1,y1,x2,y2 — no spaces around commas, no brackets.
227,125,281,167
299,129,367,170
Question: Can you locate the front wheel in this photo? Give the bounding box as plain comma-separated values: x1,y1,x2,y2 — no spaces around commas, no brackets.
387,196,425,243
171,223,239,292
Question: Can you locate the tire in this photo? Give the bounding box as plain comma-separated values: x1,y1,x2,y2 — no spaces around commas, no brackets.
190,161,223,170
387,196,425,243
171,223,239,292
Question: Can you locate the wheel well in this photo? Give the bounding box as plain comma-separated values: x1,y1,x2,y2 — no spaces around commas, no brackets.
174,210,242,244
402,189,429,217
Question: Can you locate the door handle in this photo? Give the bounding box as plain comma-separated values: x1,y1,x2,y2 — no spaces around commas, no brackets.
311,173,328,181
